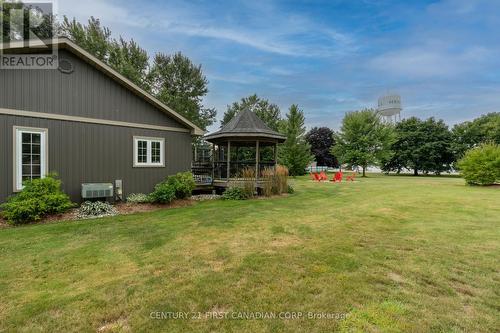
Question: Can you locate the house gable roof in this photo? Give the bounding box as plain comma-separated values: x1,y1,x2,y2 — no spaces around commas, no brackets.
204,109,286,142
0,38,204,135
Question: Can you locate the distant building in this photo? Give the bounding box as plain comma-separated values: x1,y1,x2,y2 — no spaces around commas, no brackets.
377,94,402,123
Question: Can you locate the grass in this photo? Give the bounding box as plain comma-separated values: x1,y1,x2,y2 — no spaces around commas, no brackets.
0,175,499,332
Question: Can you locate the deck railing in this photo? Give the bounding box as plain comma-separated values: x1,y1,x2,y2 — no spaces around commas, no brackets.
213,161,276,180
192,161,277,184
192,162,213,185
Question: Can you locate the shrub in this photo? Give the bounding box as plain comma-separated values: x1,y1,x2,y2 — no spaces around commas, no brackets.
77,201,117,219
261,165,289,197
457,143,500,185
241,167,256,198
126,193,151,204
150,180,177,203
0,174,74,224
149,172,196,203
276,165,289,194
261,167,275,197
222,187,249,200
287,184,295,194
167,172,196,199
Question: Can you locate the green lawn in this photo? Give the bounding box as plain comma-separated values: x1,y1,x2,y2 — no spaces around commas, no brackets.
0,175,499,332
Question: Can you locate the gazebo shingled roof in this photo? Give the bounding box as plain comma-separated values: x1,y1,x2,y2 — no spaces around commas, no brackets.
204,109,286,142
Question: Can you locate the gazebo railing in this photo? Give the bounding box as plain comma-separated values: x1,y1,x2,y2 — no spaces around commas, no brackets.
213,161,228,179
213,161,276,180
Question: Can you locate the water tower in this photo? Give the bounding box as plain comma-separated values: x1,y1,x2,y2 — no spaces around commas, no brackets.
377,94,402,123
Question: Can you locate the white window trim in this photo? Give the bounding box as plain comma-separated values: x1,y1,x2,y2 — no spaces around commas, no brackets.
133,136,165,167
13,126,49,192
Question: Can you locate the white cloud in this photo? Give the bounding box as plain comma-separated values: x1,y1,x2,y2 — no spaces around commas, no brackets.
59,0,130,25
370,49,460,77
207,73,262,85
369,46,494,79
59,0,356,58
161,23,299,56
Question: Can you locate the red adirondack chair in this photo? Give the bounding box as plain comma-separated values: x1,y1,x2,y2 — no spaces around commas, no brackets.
319,171,328,181
346,173,356,182
313,172,322,181
331,171,343,182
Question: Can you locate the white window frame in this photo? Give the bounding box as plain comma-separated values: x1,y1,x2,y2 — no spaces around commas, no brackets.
14,126,48,191
133,136,165,167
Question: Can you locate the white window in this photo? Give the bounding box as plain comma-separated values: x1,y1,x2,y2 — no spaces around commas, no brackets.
133,137,165,167
14,127,48,191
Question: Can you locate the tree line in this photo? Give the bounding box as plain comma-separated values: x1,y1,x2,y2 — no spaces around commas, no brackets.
307,110,499,177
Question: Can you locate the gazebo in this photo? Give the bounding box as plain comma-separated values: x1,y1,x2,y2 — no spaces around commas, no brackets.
204,109,286,188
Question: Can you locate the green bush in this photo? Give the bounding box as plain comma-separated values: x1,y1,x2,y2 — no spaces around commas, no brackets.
221,187,249,200
149,172,195,204
0,174,74,224
287,184,295,194
77,201,117,219
126,193,151,204
457,143,500,185
167,172,196,199
150,181,176,203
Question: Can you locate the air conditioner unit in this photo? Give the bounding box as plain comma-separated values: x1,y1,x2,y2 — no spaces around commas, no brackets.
81,183,114,199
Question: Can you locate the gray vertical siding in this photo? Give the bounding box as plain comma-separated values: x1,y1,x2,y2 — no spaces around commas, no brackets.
0,116,192,202
0,48,196,203
0,50,184,128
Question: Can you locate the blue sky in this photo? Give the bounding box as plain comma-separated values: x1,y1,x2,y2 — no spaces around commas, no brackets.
59,0,500,132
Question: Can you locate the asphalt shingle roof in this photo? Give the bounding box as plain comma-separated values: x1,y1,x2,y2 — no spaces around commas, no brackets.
204,109,286,142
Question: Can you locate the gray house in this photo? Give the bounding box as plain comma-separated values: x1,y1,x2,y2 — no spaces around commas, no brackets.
0,38,204,202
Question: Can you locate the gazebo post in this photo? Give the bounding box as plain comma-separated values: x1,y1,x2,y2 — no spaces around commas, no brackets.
274,142,278,168
235,145,239,176
211,143,215,180
227,141,231,182
255,140,260,181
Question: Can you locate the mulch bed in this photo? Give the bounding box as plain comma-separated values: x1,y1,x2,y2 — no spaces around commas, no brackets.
0,193,291,227
0,199,195,227
114,199,194,214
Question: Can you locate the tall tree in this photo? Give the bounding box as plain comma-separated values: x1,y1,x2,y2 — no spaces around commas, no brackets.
332,109,393,177
305,127,338,167
59,17,112,62
383,117,454,175
59,17,150,91
279,105,313,176
222,94,281,131
108,38,150,91
148,52,216,130
452,112,500,159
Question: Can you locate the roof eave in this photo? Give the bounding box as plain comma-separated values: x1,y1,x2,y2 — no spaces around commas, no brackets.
204,132,286,142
